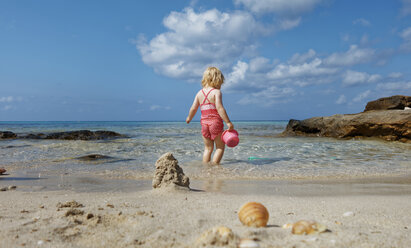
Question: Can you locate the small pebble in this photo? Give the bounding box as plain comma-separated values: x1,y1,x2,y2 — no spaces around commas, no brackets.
343,211,354,217
0,187,7,191
107,204,114,208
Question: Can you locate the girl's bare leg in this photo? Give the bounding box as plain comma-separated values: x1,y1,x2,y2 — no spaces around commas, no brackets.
202,136,214,163
212,133,225,165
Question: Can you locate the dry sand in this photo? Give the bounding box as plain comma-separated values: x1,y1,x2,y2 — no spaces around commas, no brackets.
0,176,410,248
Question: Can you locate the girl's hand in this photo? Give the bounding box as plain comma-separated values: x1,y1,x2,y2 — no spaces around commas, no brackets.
227,122,234,130
186,117,191,124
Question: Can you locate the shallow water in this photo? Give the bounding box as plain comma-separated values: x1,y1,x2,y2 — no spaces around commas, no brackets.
1,121,410,181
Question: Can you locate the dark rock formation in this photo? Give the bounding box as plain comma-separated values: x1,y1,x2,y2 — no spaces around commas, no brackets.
282,96,411,143
364,95,411,111
0,130,123,140
0,131,17,139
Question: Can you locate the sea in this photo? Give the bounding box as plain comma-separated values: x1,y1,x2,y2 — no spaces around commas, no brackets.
1,121,410,186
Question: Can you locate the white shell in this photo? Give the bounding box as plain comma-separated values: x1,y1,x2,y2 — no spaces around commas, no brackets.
238,238,260,248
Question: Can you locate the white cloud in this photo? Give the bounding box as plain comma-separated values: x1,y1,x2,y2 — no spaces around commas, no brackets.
353,18,371,27
278,17,301,30
224,61,249,91
342,70,382,86
0,96,14,103
352,90,371,103
2,105,13,111
268,58,338,80
324,45,375,66
336,95,347,104
288,49,316,64
376,81,411,91
388,72,403,78
234,0,324,16
136,8,267,80
248,57,272,73
400,27,411,52
239,86,297,106
150,105,171,111
401,0,411,16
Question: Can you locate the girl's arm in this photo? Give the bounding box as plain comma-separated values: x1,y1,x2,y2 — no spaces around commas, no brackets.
214,90,234,130
186,94,200,124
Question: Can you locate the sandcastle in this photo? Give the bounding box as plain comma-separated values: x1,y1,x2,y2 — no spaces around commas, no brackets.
152,152,190,190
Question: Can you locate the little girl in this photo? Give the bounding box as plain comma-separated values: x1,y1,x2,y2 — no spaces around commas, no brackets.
186,67,234,165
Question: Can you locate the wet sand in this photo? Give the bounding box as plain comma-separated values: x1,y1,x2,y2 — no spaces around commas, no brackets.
1,174,411,247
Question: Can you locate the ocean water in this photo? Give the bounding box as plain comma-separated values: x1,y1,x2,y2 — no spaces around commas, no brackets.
0,121,410,181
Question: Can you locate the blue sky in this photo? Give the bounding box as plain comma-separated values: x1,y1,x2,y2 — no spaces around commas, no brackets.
1,0,411,121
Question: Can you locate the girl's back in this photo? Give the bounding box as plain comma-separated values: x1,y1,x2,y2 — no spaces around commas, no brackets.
197,88,219,105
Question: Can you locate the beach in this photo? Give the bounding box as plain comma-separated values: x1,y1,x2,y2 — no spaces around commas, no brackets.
1,176,411,247
1,121,411,247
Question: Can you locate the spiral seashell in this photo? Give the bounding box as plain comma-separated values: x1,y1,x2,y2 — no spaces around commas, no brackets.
291,220,327,235
238,202,269,227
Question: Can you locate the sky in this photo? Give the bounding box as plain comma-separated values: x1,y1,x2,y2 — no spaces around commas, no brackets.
1,0,411,121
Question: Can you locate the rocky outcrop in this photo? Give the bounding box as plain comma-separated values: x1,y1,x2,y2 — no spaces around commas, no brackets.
0,130,123,140
152,153,190,190
282,97,411,143
364,95,411,111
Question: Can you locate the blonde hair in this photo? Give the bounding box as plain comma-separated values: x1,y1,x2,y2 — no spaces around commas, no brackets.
201,67,225,88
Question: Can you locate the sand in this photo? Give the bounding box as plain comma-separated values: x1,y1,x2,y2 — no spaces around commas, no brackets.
0,176,410,248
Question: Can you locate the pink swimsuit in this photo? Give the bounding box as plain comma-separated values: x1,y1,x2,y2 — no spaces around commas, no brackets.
200,89,224,140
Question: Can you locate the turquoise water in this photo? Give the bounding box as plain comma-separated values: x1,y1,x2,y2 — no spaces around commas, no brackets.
1,121,410,180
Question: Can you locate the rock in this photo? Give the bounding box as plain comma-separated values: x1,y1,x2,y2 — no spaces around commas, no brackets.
195,226,239,247
76,154,112,161
0,168,6,175
152,153,190,189
282,109,411,143
57,200,84,209
64,209,85,217
0,131,17,139
17,130,123,140
43,130,122,140
364,95,411,111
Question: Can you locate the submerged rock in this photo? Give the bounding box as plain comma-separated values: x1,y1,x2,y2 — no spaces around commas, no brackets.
0,131,17,139
0,168,6,175
42,130,122,140
1,130,124,140
152,152,190,189
76,154,113,161
282,96,411,143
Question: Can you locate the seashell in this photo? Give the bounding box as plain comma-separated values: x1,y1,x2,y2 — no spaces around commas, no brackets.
343,211,354,217
282,223,293,229
238,202,269,227
238,238,260,248
291,220,327,235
